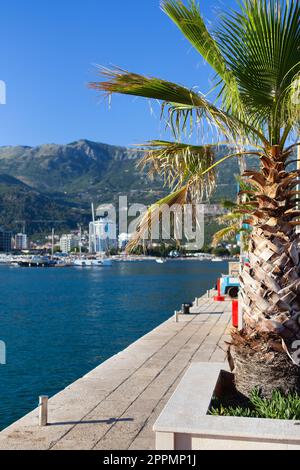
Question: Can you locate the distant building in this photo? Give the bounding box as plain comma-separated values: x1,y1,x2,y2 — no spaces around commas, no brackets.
60,234,80,253
15,233,28,250
0,228,12,252
89,217,117,253
118,233,130,251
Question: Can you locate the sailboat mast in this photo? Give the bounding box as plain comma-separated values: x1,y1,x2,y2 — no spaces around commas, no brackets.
51,228,54,259
79,225,82,257
91,202,96,253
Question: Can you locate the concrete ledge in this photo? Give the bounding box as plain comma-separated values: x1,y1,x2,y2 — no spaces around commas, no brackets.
153,362,300,450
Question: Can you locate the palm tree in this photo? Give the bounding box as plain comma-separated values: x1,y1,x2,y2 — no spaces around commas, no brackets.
90,0,300,397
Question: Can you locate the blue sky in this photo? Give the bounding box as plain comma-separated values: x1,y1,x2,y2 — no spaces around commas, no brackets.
0,0,236,147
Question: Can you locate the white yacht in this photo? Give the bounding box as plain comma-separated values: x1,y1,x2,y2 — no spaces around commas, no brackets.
73,258,92,267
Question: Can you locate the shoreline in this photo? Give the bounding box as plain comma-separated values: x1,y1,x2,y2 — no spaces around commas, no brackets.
0,256,236,266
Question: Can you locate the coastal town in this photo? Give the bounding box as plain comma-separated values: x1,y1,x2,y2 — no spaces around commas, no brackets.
0,200,239,265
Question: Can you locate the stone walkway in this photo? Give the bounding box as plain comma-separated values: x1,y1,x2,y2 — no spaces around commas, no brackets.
0,293,232,450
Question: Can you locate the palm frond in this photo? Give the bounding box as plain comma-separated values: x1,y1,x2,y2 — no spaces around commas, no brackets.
212,224,251,247
161,0,227,77
90,66,204,105
89,67,267,144
139,140,216,200
165,102,269,144
212,224,242,247
217,211,243,225
279,68,300,142
221,200,240,210
216,0,300,144
216,204,254,230
161,0,245,118
138,141,262,202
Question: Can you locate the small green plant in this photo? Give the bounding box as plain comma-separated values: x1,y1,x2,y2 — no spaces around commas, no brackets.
209,388,300,420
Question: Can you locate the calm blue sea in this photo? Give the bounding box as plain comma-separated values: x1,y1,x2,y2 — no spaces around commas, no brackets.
0,260,227,430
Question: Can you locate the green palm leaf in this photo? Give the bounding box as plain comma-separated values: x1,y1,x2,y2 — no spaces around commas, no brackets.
139,140,262,200
90,67,203,105
161,0,230,79
90,67,266,144
161,0,245,117
139,140,216,199
216,0,300,143
212,224,242,247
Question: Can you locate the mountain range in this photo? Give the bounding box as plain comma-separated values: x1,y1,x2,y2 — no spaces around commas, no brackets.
0,139,250,236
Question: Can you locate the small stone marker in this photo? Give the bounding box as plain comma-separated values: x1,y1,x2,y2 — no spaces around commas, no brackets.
39,395,48,426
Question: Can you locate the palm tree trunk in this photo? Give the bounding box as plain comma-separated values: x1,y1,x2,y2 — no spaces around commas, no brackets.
242,224,300,340
231,146,300,398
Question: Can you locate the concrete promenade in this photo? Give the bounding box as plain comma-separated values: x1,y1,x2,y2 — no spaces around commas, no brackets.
0,292,232,450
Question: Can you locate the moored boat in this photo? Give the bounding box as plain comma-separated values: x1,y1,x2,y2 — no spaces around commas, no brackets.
73,258,92,267
91,257,112,267
17,256,56,267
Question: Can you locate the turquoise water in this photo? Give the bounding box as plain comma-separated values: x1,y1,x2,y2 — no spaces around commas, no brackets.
0,260,227,430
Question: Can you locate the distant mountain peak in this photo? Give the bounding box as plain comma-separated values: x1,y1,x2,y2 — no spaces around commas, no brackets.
0,140,246,236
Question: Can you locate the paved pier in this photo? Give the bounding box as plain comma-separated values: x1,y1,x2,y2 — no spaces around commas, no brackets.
0,292,232,450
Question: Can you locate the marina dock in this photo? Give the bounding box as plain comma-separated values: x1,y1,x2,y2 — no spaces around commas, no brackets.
0,292,232,450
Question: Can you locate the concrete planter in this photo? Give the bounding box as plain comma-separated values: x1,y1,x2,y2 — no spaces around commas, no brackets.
153,362,300,450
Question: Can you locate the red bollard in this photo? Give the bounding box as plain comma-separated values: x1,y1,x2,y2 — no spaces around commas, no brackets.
214,278,225,301
232,299,238,327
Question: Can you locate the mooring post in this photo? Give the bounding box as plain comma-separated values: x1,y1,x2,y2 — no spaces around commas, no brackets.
39,395,48,426
207,290,210,298
174,311,179,323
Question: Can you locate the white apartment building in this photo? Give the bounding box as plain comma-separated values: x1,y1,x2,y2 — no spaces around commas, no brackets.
60,234,80,253
89,217,117,253
15,233,28,250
